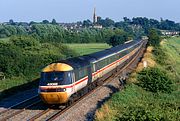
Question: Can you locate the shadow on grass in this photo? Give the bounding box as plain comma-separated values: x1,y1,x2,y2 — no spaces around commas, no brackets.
0,78,39,101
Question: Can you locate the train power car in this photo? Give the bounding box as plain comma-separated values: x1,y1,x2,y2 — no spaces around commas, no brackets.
38,39,145,104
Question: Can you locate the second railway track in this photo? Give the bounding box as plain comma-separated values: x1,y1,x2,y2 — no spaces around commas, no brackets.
0,95,41,121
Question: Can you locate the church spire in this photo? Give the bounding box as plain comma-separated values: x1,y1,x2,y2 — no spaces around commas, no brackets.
93,7,97,24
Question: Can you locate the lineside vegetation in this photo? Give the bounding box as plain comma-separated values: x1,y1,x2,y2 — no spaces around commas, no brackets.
95,36,180,121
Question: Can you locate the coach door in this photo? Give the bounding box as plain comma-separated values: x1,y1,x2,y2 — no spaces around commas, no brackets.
71,71,76,93
87,65,92,84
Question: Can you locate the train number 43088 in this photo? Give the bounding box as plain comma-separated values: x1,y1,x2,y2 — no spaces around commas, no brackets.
47,83,58,86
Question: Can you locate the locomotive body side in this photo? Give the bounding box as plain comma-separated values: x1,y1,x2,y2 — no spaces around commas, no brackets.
39,40,144,104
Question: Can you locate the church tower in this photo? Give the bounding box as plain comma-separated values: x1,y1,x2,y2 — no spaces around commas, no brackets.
93,7,97,24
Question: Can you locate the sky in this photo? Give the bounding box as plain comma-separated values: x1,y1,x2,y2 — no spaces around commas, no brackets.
0,0,180,23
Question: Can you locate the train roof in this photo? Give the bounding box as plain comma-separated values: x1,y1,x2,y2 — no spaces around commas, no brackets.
87,40,139,60
56,40,141,69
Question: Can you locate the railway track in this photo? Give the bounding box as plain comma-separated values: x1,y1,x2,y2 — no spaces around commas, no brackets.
0,41,147,121
28,41,147,121
0,95,41,121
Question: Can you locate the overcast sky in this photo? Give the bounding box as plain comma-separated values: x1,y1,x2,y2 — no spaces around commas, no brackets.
0,0,180,23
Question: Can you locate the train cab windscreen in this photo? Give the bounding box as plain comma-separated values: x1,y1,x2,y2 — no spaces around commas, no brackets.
40,72,72,86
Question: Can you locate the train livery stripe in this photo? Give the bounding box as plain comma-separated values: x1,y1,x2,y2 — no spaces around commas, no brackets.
66,45,140,88
40,43,142,90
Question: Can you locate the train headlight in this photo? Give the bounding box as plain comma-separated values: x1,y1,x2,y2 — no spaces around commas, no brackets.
57,88,66,92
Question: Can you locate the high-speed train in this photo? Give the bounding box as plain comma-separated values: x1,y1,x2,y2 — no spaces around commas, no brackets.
38,39,146,104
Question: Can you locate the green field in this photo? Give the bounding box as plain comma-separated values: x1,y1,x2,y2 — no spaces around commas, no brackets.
65,43,111,56
95,37,180,121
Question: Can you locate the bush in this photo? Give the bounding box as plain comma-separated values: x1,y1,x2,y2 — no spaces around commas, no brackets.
10,35,40,48
117,106,166,121
0,39,78,78
153,47,168,65
0,43,24,77
106,33,128,47
148,28,161,47
137,67,173,93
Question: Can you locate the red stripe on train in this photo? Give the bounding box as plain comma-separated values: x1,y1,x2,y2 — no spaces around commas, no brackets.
40,47,140,89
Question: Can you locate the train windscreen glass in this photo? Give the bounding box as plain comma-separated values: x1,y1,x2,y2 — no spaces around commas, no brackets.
40,72,72,85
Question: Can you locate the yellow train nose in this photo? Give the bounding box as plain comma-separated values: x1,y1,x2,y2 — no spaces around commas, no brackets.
39,92,68,104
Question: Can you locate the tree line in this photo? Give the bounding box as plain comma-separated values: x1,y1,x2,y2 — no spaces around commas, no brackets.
0,35,77,79
1,17,180,42
0,23,129,44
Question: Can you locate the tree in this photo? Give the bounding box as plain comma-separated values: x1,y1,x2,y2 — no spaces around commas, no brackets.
148,28,160,47
106,33,128,47
52,19,57,25
123,17,131,23
98,18,115,27
29,21,37,25
42,20,49,24
10,35,40,48
9,19,15,25
82,19,92,27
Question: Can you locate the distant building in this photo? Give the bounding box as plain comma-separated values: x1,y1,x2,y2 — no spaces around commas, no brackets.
141,36,148,40
60,22,83,31
93,24,103,29
160,30,179,36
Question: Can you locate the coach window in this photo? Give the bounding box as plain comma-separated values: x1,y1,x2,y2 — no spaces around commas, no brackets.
106,58,109,65
79,67,87,79
84,67,88,76
119,53,122,58
122,51,126,57
91,64,95,72
101,60,104,68
97,61,101,70
79,69,84,79
74,70,79,81
95,63,98,71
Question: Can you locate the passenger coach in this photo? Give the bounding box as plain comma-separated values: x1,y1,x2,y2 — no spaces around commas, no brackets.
39,39,145,104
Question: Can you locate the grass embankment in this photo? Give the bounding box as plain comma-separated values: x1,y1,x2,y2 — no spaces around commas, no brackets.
95,37,180,121
161,37,180,80
0,42,109,100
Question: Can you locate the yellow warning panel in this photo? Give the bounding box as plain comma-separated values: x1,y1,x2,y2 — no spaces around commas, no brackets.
42,63,73,72
39,92,68,104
